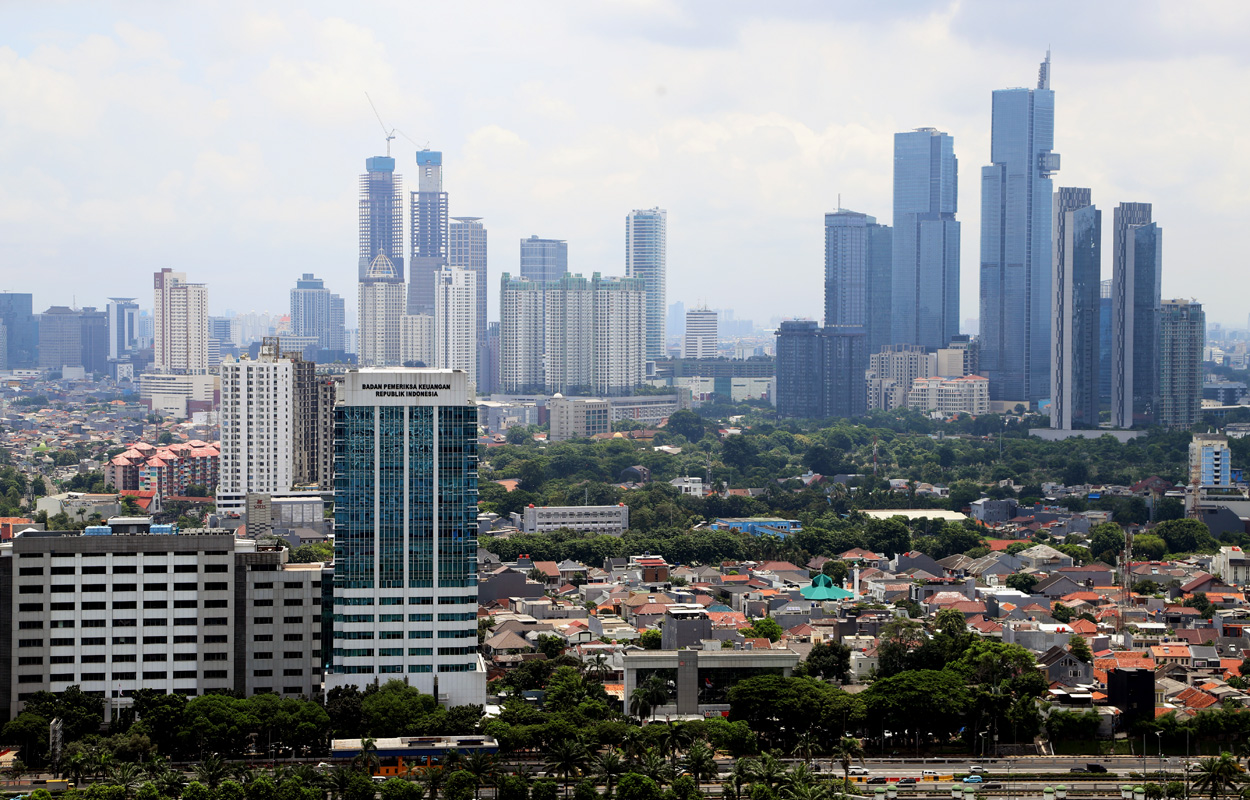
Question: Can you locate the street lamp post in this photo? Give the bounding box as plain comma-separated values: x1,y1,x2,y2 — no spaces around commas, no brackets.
1155,731,1164,786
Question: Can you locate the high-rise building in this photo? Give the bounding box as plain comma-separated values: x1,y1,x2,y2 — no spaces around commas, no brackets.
683,308,718,359
328,368,485,704
936,335,980,378
626,208,668,360
359,156,404,282
498,273,645,396
1111,203,1163,428
1050,188,1101,430
1156,299,1204,428
1099,279,1113,404
449,217,488,387
0,293,37,369
216,339,294,514
106,298,139,362
401,314,435,368
0,518,325,716
408,151,449,316
1190,433,1232,488
79,307,108,375
979,53,1061,403
775,321,824,419
435,267,477,381
775,320,866,419
892,128,960,350
288,349,322,488
153,268,209,374
907,375,991,416
38,306,83,371
520,236,568,284
290,274,346,354
867,344,936,411
499,275,546,393
358,254,406,368
480,322,500,395
823,210,893,357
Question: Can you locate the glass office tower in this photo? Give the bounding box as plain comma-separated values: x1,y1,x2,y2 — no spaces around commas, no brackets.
328,368,485,704
625,208,668,360
824,210,893,357
1049,188,1101,430
979,53,1060,403
892,128,960,350
1110,203,1163,428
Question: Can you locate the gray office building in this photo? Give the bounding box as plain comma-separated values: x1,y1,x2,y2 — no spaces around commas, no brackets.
892,128,960,350
0,293,37,370
290,274,347,354
775,320,866,420
823,210,892,357
106,298,140,363
408,150,449,316
0,519,326,718
1050,188,1101,430
1110,203,1163,428
979,53,1061,403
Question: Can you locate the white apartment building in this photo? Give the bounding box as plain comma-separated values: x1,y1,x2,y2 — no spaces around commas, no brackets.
216,343,293,515
866,344,936,411
435,267,478,382
511,504,631,536
357,253,406,367
138,373,218,419
402,314,435,368
683,308,718,359
153,268,209,375
907,374,991,416
499,272,645,396
548,395,611,441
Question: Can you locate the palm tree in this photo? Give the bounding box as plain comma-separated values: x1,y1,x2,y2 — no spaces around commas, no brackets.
325,767,357,800
783,783,832,800
639,749,673,791
230,762,256,785
681,741,718,794
620,729,647,763
289,765,322,788
108,762,144,799
156,769,188,798
7,758,26,787
630,675,669,721
91,750,114,781
829,736,865,787
746,752,787,796
1192,754,1245,800
353,737,381,775
783,763,817,793
414,765,447,800
64,752,89,786
462,751,498,800
590,749,627,800
141,755,168,782
724,758,756,800
791,732,821,767
194,754,231,789
544,739,589,798
657,722,695,770
585,653,611,684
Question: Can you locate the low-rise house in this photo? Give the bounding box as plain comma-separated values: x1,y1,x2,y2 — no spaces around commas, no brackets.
1038,645,1094,686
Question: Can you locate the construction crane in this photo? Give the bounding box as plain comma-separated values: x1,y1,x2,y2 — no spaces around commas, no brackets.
365,92,396,157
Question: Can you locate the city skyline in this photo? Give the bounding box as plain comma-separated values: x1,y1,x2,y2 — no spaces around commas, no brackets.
4,5,1248,329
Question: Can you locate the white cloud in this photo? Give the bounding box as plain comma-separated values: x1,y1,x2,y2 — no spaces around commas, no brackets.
0,0,1246,332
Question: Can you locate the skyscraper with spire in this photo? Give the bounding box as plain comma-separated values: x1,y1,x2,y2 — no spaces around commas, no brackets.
979,53,1061,403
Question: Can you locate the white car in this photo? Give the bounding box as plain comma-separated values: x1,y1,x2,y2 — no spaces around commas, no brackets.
848,767,871,776
969,766,987,774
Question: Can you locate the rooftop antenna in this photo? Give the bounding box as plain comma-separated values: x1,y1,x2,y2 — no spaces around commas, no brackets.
365,92,396,157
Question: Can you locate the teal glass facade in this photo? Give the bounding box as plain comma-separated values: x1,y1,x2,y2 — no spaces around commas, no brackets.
329,370,482,692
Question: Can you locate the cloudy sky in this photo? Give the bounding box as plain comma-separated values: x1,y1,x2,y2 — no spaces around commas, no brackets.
2,1,1247,330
